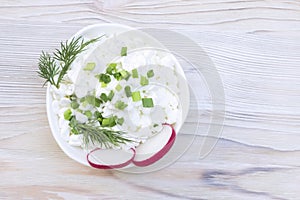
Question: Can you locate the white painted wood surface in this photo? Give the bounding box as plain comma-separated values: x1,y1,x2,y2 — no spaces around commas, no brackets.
0,1,300,199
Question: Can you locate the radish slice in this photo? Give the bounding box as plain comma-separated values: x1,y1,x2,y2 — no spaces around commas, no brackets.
87,148,135,169
132,123,176,167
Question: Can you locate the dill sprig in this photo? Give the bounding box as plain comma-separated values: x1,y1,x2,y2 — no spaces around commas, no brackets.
70,119,132,148
38,52,60,87
37,36,101,88
38,35,131,147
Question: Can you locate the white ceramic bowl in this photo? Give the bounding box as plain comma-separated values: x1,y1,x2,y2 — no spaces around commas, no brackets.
46,24,190,167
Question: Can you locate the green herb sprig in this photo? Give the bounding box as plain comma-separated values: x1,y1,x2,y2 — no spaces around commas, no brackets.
70,118,132,148
38,40,135,148
38,36,101,88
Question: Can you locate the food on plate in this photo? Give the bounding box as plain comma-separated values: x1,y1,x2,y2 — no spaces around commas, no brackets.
38,36,182,168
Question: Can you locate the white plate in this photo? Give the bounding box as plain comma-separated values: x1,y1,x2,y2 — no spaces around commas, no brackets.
46,24,190,167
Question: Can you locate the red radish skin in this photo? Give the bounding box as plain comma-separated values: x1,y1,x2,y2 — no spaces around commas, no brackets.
132,123,176,167
87,124,176,169
87,148,135,169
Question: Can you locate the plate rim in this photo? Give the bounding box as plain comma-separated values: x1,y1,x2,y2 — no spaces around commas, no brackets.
46,23,190,168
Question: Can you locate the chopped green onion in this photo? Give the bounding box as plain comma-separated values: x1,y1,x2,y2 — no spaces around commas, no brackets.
115,84,122,91
84,96,101,107
121,47,127,56
101,82,107,88
85,96,94,104
125,75,131,81
106,63,117,75
80,97,85,102
70,101,79,109
82,101,88,107
113,72,122,81
140,76,149,86
86,96,93,104
142,98,154,108
100,93,108,102
69,117,79,135
117,117,124,125
64,109,72,120
95,98,101,107
147,69,154,78
96,73,111,84
83,62,96,71
102,116,117,127
132,68,138,78
102,118,109,126
120,70,127,77
120,70,131,81
115,100,128,110
153,123,159,127
94,111,103,121
84,110,92,119
108,90,114,101
108,63,117,67
124,86,132,97
132,91,141,102
69,94,77,101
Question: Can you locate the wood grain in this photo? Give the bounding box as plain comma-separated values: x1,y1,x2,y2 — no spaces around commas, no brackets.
0,0,300,37
0,0,299,199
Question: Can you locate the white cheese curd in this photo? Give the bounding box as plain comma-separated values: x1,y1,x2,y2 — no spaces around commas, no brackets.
124,83,180,138
60,124,70,141
74,84,88,98
102,105,114,118
65,84,75,96
51,100,60,114
150,123,163,133
58,107,70,119
59,97,71,107
69,134,83,147
67,59,83,83
150,106,165,124
58,117,69,129
75,111,88,124
135,127,152,138
78,103,94,112
51,44,183,149
74,74,90,98
50,85,63,100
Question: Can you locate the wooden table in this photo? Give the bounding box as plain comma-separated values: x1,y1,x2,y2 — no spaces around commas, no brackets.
1,1,299,199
